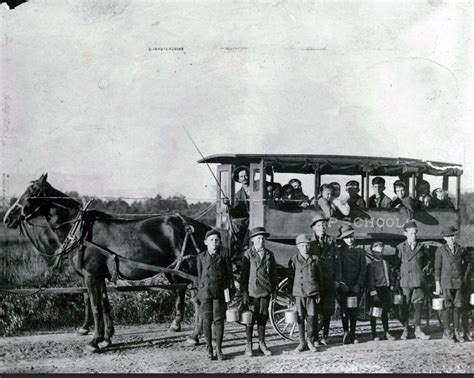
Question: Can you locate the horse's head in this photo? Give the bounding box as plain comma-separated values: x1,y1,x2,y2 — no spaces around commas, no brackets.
4,173,56,229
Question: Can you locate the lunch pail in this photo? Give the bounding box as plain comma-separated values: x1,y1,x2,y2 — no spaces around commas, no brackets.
432,297,444,310
240,310,253,325
284,309,298,324
226,308,239,322
346,296,358,308
368,306,383,318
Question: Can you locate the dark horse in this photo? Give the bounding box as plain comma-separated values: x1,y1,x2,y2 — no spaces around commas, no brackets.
3,174,210,352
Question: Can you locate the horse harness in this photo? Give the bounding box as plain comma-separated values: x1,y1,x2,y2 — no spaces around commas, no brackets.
59,210,201,286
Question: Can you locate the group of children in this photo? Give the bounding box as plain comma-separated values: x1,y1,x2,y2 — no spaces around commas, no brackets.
196,217,471,360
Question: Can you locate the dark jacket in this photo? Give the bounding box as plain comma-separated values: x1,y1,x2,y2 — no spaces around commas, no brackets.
348,195,366,208
391,196,415,218
368,193,392,208
196,248,232,301
240,246,277,298
394,241,430,288
230,186,249,218
367,258,394,296
288,252,322,297
435,243,471,289
309,234,341,291
339,244,366,290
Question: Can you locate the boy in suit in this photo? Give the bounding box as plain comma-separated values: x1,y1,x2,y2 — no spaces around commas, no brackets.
309,212,341,345
197,229,233,360
368,177,392,208
337,224,366,344
317,184,336,218
394,221,431,340
240,227,278,356
288,234,322,352
367,241,396,341
434,225,472,342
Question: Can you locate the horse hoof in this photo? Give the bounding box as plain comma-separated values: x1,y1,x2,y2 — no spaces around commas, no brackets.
98,340,112,349
76,328,90,336
86,344,100,353
185,336,198,346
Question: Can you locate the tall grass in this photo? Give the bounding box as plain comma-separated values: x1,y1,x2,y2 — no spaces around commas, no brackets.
0,225,191,336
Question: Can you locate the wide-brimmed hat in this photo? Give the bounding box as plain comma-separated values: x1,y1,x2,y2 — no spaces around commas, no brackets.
233,166,249,182
295,234,311,245
310,212,329,228
338,224,355,239
205,229,221,239
403,220,418,230
441,225,458,237
248,227,270,239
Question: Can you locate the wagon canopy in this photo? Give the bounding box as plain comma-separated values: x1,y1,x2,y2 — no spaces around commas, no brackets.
198,154,463,176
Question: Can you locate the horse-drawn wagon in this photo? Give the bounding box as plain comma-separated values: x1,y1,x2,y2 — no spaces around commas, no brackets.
3,154,465,348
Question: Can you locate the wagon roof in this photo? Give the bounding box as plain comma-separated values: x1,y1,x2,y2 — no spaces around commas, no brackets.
198,154,463,176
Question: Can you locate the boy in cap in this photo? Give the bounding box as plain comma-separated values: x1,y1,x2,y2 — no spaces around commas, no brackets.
367,241,396,341
434,225,472,342
368,177,392,208
288,233,322,352
415,179,433,209
346,180,366,208
240,227,278,356
394,221,431,340
197,229,233,360
309,212,341,345
337,224,366,344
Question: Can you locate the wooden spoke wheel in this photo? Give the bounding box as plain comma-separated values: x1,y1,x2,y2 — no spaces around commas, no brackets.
270,278,300,341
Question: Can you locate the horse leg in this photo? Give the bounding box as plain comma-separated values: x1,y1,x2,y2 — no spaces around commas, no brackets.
84,274,105,353
98,280,114,349
77,276,93,335
169,289,185,332
186,289,201,345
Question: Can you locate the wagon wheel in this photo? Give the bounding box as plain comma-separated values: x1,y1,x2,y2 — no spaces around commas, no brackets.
270,278,299,341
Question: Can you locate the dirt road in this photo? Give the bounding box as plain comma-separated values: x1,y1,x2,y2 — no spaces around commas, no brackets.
1,321,472,373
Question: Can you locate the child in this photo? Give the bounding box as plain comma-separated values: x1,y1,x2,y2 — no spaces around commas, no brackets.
196,229,233,360
368,177,392,208
434,225,471,342
432,188,455,209
394,221,431,340
391,180,414,218
337,224,366,344
240,227,278,356
309,213,341,345
330,182,350,216
415,179,433,209
288,233,322,352
367,241,396,341
289,178,310,208
317,184,336,218
346,180,366,208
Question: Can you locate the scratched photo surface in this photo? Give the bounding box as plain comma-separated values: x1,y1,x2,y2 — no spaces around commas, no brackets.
0,0,472,374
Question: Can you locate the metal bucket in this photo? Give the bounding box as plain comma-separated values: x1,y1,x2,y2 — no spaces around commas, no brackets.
432,297,444,310
393,294,404,305
284,309,298,324
368,306,383,318
240,310,253,325
470,293,474,305
226,308,239,322
346,296,358,308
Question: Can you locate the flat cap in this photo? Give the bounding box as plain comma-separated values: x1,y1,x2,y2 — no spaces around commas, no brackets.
295,234,311,245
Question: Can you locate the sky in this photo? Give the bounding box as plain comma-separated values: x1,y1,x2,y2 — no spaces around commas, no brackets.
1,0,472,204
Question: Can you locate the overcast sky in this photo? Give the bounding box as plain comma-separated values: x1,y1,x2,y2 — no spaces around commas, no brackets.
1,0,472,203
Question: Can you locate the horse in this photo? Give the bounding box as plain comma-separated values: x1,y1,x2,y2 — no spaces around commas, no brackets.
3,173,210,352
